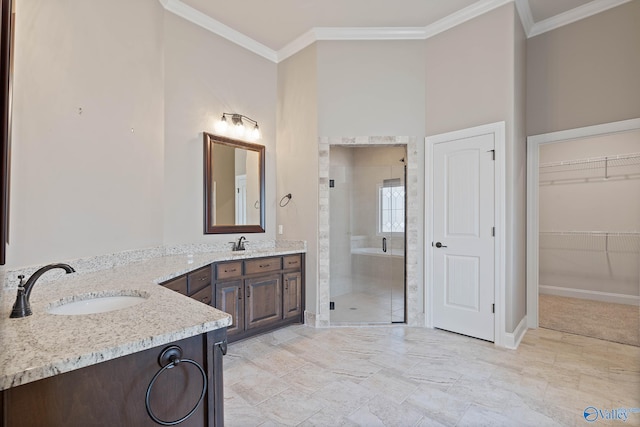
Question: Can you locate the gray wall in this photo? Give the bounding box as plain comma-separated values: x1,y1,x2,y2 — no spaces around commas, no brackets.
8,1,279,270
526,1,640,135
276,44,319,314
424,5,513,136
317,40,426,138
10,0,165,266
162,11,277,246
509,9,527,333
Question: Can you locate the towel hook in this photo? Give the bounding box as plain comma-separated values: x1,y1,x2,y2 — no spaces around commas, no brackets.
279,193,292,207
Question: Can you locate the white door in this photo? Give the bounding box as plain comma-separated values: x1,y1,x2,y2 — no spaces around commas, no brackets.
433,134,495,341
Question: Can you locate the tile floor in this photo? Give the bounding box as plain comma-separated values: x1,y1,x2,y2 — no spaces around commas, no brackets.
330,275,405,324
223,325,640,426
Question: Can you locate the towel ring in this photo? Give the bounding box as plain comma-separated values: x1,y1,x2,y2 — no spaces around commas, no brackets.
279,193,292,207
145,345,207,426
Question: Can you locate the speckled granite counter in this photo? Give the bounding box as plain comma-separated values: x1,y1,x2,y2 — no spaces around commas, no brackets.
0,244,305,391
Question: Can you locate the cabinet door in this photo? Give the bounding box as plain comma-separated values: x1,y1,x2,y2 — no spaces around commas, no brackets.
162,275,188,295
215,280,244,337
283,271,302,320
2,334,212,427
188,265,212,295
190,284,212,306
245,274,282,330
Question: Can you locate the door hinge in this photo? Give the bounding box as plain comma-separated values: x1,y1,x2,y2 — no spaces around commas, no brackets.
492,303,495,313
492,227,495,237
487,149,495,160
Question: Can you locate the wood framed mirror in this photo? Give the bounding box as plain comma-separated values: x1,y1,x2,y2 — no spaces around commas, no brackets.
203,132,265,234
0,0,14,265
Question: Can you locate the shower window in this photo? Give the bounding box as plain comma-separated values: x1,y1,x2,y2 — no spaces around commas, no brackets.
378,179,405,234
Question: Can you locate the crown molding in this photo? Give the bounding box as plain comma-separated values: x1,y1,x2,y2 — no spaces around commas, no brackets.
160,0,633,63
422,0,512,39
514,0,534,36
276,29,318,63
277,27,426,62
314,27,427,41
159,0,277,62
528,0,632,38
277,0,513,62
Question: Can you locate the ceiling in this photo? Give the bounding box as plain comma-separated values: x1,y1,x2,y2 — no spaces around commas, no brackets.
163,0,627,61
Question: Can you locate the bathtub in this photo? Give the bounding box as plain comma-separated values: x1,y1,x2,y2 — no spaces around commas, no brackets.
351,247,404,258
350,247,405,288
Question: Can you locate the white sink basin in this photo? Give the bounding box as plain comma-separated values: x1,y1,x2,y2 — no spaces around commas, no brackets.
48,294,147,315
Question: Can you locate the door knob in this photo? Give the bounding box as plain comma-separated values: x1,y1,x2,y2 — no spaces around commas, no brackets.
435,242,447,248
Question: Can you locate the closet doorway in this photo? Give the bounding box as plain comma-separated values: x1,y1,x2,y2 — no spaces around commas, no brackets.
329,145,406,324
527,120,640,346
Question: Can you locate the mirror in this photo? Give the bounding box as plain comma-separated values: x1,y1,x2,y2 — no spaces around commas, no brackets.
203,132,265,234
0,0,14,265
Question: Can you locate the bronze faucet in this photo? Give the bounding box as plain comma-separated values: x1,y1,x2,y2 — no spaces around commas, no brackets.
10,263,76,318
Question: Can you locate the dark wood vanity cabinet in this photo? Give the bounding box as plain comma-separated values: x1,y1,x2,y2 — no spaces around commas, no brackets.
162,265,213,306
214,253,305,342
160,253,304,343
244,273,282,330
215,279,244,336
0,329,227,427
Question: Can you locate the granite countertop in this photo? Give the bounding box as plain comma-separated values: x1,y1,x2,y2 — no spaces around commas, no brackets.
0,246,305,391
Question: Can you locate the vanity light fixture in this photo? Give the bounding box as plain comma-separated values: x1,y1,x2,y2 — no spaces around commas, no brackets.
215,113,261,141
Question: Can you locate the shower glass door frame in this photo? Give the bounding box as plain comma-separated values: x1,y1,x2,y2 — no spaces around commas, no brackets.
329,146,406,325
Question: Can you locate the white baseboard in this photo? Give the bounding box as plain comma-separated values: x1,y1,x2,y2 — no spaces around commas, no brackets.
540,285,640,306
504,316,527,350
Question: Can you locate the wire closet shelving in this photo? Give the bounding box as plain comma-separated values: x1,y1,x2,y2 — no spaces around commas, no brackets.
539,231,640,253
539,152,640,183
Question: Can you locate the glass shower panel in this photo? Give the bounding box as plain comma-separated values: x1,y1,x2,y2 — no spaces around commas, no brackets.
380,166,406,322
329,145,406,324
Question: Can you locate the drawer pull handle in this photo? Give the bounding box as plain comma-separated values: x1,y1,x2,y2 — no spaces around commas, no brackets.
199,277,206,281
259,264,271,268
226,268,237,273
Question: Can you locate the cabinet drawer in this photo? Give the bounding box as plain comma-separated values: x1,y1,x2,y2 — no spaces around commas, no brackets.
162,275,187,295
188,266,212,295
245,257,281,275
283,254,302,270
216,261,243,280
190,284,212,306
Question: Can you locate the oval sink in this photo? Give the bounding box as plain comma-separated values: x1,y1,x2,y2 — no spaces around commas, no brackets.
48,295,147,315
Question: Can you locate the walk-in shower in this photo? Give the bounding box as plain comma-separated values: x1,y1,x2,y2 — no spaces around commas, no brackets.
329,146,406,324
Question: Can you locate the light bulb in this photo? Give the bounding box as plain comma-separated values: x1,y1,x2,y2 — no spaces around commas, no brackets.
251,125,261,140
215,116,228,134
234,122,245,136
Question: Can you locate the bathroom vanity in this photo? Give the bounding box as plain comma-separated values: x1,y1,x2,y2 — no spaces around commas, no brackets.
161,254,304,342
1,330,227,427
0,243,305,426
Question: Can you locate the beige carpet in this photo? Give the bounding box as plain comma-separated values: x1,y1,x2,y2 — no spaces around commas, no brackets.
539,294,640,347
